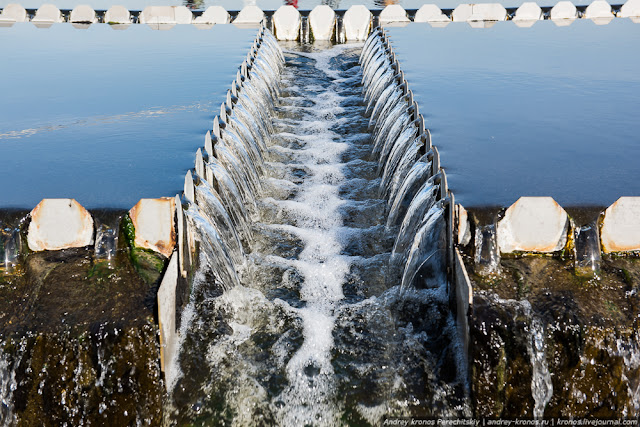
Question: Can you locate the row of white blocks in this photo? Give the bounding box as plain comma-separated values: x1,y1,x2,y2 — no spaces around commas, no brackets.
410,0,640,26
457,197,640,254
0,3,370,38
2,0,639,31
23,197,176,257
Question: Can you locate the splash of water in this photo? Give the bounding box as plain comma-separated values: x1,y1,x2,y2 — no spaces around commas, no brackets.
165,30,471,424
527,318,553,420
0,344,19,427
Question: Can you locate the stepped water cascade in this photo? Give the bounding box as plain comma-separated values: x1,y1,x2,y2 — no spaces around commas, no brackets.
162,27,469,425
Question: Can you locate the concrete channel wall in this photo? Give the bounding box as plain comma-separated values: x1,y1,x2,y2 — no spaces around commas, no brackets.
1,1,639,30
359,27,640,367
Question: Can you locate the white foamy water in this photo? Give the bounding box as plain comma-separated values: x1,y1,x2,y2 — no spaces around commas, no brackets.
0,349,17,427
268,46,354,427
164,36,470,424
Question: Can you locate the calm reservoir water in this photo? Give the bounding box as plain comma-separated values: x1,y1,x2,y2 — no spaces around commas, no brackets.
0,23,255,209
387,19,640,208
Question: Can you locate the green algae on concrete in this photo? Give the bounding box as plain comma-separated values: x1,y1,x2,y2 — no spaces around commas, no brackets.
121,213,168,286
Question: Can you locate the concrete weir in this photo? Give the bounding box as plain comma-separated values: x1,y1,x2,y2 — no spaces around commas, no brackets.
1,5,639,423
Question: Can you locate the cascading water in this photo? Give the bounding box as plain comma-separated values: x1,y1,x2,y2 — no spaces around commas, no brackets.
0,225,22,274
527,318,553,421
474,224,501,276
0,344,20,427
165,29,469,425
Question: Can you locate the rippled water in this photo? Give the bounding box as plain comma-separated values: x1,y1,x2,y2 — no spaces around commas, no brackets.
0,24,254,209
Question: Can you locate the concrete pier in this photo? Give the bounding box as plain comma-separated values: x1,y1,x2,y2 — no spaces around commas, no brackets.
309,5,335,40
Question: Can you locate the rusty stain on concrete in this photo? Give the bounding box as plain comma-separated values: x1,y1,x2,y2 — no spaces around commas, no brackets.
601,197,640,253
129,197,176,258
27,198,94,251
497,197,569,253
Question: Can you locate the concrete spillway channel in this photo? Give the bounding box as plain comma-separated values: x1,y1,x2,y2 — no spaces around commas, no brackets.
167,28,468,423
1,6,640,425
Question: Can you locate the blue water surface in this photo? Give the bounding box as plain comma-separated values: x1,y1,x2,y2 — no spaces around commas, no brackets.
0,23,255,209
387,19,640,208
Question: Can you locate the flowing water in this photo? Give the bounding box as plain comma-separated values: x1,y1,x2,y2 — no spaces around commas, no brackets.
164,32,469,425
527,318,553,421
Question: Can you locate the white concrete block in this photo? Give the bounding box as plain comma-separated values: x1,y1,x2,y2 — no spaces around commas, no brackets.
32,4,63,23
471,3,508,21
0,4,28,23
551,1,578,21
273,5,300,41
105,5,130,24
380,4,410,25
139,6,172,24
620,0,640,17
453,3,508,22
174,6,193,24
309,5,335,40
27,199,94,252
513,2,543,21
129,197,176,258
585,0,613,18
184,170,195,203
344,5,371,41
140,6,192,25
194,6,230,25
234,5,264,25
414,4,450,23
70,5,97,23
452,4,473,21
601,197,640,253
497,197,569,253
158,251,178,375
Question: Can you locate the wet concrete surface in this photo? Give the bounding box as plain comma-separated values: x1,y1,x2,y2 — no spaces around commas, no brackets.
464,253,640,418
